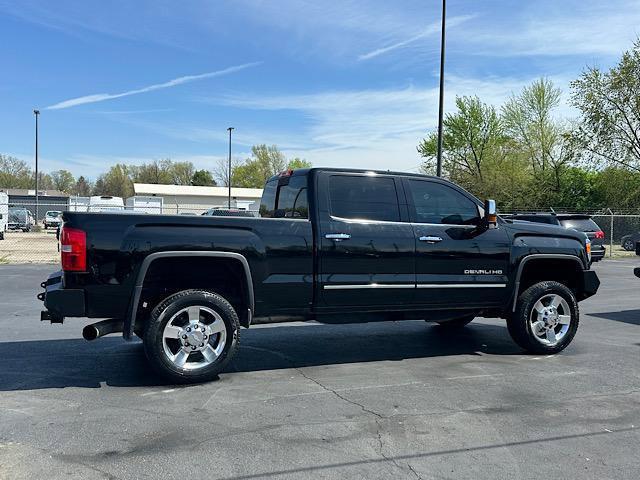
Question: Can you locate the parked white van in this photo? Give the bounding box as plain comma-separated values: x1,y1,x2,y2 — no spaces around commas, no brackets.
0,192,8,240
125,196,163,214
88,196,125,212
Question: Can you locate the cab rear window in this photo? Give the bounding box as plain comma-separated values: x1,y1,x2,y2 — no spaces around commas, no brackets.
260,175,308,219
559,218,599,232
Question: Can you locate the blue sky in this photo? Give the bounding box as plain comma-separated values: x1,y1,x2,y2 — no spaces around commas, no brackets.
1,0,639,179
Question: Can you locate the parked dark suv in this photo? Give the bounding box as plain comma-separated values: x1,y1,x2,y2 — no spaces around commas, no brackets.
620,232,640,252
504,213,605,262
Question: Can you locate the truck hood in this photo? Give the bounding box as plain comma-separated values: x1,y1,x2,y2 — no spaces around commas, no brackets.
503,219,588,242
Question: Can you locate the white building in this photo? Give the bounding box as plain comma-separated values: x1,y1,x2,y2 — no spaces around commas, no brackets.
132,183,263,215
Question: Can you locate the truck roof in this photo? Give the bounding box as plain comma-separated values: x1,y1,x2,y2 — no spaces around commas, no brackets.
267,167,439,183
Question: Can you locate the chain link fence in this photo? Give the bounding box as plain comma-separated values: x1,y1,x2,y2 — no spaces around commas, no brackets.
2,201,640,264
501,207,640,259
0,201,259,264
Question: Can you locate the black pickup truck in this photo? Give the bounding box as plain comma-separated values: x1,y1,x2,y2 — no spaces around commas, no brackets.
40,168,600,383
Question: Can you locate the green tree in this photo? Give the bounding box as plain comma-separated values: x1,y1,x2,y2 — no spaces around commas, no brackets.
231,145,299,188
549,167,598,211
129,159,196,186
592,167,640,209
502,78,573,195
231,162,265,188
213,157,240,187
131,160,172,184
287,158,312,170
570,39,640,171
73,176,92,196
191,169,216,186
0,154,32,188
93,164,133,198
50,169,75,193
418,96,506,197
35,172,53,191
168,161,195,185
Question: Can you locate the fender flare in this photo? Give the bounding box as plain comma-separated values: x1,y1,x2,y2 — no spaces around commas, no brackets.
511,254,586,311
124,251,255,339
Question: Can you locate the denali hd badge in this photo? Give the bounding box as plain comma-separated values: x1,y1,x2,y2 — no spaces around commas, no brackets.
464,269,503,275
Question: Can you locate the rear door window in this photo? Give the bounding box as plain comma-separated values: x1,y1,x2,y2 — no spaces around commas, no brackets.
329,175,400,222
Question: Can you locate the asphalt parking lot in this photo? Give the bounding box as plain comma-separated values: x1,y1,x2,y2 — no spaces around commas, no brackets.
1,261,639,479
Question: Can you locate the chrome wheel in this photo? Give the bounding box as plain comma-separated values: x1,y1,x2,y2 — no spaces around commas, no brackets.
529,294,571,346
162,305,227,370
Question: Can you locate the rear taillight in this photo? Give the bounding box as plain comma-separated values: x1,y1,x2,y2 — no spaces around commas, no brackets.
61,227,86,272
594,230,605,239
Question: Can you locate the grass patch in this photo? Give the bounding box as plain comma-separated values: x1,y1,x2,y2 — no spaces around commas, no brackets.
606,245,637,259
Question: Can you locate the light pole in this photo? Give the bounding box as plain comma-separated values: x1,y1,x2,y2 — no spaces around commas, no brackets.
227,127,234,208
436,0,446,177
34,109,40,222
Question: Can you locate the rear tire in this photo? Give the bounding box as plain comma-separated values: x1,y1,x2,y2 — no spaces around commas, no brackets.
143,289,240,384
436,315,474,329
507,281,578,354
622,237,634,251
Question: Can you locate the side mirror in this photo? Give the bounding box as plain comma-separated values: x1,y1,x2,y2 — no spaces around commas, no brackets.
484,199,497,229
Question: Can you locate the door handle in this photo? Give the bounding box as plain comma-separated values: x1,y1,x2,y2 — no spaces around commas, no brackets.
325,233,351,241
419,235,443,243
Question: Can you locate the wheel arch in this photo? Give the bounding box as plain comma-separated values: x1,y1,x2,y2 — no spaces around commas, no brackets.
511,254,585,312
124,251,255,339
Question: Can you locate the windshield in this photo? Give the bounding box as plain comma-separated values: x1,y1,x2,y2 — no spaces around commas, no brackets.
46,211,62,217
8,208,27,223
559,218,600,232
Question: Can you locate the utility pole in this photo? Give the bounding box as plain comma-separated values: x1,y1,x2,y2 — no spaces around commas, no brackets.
34,109,40,222
436,0,446,177
227,127,234,208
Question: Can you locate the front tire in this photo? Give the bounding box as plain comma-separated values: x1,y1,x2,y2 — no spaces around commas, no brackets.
143,290,240,384
507,281,579,354
622,237,634,251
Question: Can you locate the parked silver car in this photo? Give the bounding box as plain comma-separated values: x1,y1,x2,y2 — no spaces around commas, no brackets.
44,210,63,230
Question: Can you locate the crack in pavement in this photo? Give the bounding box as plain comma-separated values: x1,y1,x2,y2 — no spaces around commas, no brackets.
244,344,422,479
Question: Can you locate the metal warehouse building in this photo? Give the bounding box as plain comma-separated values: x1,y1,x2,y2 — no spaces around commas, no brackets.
0,188,69,220
132,183,263,214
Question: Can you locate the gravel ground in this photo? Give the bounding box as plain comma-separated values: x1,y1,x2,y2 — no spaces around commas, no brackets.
0,230,59,264
0,260,639,479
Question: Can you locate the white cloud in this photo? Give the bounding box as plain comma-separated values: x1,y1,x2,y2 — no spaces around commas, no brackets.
202,73,576,172
459,3,640,58
358,15,474,61
45,62,262,110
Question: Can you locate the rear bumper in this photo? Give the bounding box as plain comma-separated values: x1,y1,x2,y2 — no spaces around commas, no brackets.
590,246,606,261
39,270,85,322
579,270,600,300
